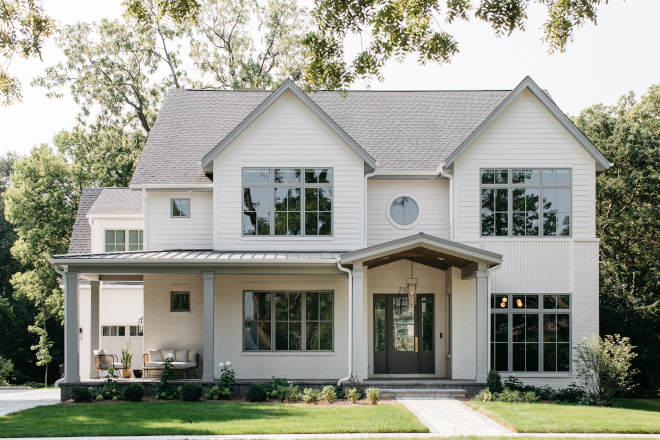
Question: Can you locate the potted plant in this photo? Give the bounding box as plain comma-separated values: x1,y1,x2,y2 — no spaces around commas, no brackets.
121,340,133,379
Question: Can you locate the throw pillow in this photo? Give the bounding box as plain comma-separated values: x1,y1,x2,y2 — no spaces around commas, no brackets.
175,350,188,362
188,349,198,363
148,349,163,362
161,348,175,361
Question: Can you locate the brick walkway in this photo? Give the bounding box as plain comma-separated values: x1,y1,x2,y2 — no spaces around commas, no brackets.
398,397,513,436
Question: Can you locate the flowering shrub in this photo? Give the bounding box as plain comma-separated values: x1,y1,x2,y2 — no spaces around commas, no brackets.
155,355,178,400
218,361,235,391
204,385,232,400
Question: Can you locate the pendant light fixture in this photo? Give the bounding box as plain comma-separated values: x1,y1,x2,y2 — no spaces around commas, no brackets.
398,251,423,306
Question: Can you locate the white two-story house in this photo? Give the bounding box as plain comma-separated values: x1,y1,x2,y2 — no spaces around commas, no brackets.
51,76,611,396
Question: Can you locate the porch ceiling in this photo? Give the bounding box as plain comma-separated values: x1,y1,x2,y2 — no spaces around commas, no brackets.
363,245,474,271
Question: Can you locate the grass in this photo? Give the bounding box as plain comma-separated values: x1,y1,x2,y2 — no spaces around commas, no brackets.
0,401,427,438
467,398,660,433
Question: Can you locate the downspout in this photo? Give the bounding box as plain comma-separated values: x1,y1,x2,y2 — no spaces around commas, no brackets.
438,163,454,241
142,188,148,250
336,260,352,386
53,264,66,388
363,163,379,247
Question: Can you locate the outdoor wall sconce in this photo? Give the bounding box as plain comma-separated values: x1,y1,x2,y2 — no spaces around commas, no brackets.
79,327,83,340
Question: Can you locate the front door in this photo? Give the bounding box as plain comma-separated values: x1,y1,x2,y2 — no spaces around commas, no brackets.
373,294,435,374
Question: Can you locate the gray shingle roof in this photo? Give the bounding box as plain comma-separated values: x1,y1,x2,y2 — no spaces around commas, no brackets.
87,188,143,216
68,188,103,254
130,88,511,185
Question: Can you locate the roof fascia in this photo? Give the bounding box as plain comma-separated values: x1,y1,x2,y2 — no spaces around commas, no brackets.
200,79,377,173
341,233,503,265
129,184,213,191
443,76,612,172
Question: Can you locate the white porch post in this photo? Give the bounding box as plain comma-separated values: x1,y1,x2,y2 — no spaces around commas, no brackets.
90,281,100,379
64,272,80,383
202,272,215,382
475,262,489,383
351,262,368,381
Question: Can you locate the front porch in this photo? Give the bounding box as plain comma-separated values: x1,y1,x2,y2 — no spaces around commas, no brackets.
51,233,502,400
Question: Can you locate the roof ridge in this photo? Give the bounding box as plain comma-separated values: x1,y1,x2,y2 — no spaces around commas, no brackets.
170,88,513,93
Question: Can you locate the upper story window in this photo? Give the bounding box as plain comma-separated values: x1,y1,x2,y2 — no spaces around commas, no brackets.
242,168,332,237
105,229,143,252
481,169,571,237
171,198,190,218
390,196,419,226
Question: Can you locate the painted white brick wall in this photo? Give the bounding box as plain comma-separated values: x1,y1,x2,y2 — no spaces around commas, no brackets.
447,267,477,380
143,274,204,376
213,273,349,380
366,260,446,377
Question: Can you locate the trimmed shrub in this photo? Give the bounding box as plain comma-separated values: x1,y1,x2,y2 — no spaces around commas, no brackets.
473,387,495,402
268,383,301,402
71,386,93,402
486,370,503,394
496,388,539,403
345,387,361,403
246,383,267,402
320,385,336,403
122,383,145,402
181,383,203,402
554,382,586,403
334,385,345,399
365,388,380,405
301,388,321,403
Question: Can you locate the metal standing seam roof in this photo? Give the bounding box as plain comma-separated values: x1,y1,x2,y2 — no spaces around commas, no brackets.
86,188,143,216
51,250,345,262
130,88,512,185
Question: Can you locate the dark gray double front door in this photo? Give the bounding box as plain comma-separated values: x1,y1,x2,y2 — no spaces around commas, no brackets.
373,294,435,374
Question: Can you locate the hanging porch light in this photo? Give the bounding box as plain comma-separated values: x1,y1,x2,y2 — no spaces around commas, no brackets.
406,257,418,305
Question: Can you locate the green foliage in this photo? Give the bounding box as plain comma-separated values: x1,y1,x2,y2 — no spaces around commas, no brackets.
204,385,232,400
496,388,538,403
486,370,503,394
0,356,13,385
0,0,55,105
473,387,495,402
268,382,300,402
101,367,121,400
574,334,639,405
503,374,525,391
334,385,345,399
303,0,613,90
155,357,178,399
345,387,361,403
217,361,235,390
121,340,133,369
301,387,320,403
365,388,380,405
320,385,336,403
180,383,203,401
71,386,93,402
245,383,267,402
573,87,660,397
122,383,145,402
554,383,587,404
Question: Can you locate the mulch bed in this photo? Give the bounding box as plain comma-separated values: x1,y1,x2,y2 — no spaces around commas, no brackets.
62,395,399,406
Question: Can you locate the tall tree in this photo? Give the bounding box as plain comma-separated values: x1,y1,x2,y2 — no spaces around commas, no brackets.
574,85,660,397
0,0,55,105
4,145,77,386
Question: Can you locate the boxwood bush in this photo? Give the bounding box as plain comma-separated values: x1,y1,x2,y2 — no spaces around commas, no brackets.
246,383,267,402
71,386,93,402
180,383,203,401
121,383,144,402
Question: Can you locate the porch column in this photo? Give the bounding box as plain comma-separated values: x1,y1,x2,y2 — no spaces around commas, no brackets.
475,262,489,383
64,272,80,383
352,262,368,381
202,272,215,382
90,281,100,379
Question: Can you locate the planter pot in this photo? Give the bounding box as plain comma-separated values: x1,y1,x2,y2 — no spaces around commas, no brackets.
121,369,131,379
133,369,143,379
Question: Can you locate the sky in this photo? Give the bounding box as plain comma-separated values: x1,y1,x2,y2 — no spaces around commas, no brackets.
1,0,659,156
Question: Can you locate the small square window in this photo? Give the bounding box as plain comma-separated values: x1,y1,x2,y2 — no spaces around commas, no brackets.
171,199,190,218
118,326,125,336
171,291,190,312
102,326,110,336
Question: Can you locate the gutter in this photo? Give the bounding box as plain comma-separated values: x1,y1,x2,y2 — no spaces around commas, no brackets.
438,163,454,241
363,163,379,247
336,260,353,386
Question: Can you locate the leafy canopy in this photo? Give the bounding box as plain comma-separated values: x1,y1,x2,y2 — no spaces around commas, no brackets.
0,0,54,105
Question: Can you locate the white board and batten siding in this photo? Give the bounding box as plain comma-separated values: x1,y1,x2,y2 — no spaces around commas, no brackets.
367,179,449,246
453,89,597,294
146,191,213,250
212,90,365,251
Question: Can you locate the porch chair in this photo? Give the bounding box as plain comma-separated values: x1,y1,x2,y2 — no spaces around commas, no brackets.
93,350,123,379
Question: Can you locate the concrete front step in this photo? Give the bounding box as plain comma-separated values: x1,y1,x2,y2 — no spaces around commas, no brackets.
380,388,466,398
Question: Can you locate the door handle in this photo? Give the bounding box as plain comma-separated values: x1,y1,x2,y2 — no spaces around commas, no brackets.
415,337,418,352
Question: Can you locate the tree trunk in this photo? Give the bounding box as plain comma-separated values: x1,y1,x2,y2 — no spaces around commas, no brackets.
44,364,48,389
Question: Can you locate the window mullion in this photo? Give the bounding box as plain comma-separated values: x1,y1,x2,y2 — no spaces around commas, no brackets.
271,292,276,351
301,292,306,352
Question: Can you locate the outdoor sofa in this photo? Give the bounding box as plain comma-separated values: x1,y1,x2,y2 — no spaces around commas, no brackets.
144,348,198,379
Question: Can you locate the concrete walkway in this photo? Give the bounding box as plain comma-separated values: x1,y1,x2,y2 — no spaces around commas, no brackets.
398,397,513,436
0,388,61,417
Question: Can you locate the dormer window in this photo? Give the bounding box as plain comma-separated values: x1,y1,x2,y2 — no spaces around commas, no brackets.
105,229,143,252
243,168,332,237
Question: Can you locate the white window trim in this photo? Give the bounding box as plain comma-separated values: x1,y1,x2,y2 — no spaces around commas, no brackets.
171,198,191,218
103,229,144,252
386,193,423,230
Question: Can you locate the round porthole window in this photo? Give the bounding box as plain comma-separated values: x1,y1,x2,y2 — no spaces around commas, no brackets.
390,196,419,226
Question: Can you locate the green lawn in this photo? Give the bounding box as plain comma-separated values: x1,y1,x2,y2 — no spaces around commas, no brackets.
0,401,427,438
467,398,660,433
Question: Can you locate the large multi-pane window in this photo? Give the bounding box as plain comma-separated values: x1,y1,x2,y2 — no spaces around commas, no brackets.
105,229,143,252
243,168,332,236
481,169,571,237
491,294,570,373
244,291,333,351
